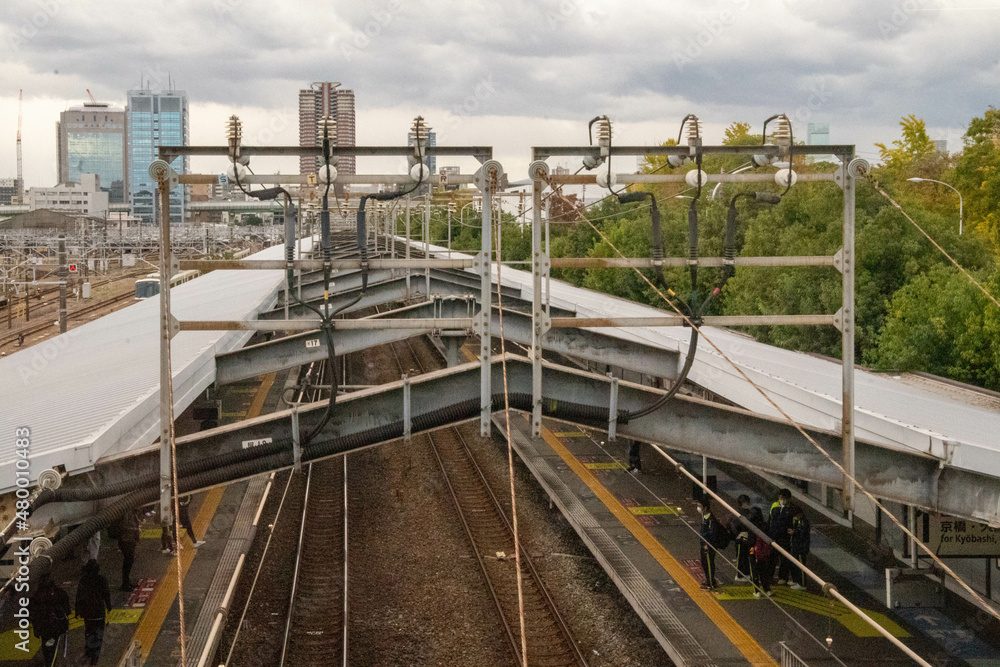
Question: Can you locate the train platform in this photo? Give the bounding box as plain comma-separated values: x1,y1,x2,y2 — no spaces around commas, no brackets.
497,411,1000,666
0,369,284,666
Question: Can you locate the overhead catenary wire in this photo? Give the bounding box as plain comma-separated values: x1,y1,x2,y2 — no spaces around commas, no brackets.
548,178,1000,626
576,428,850,667
492,183,530,667
646,443,929,667
872,183,1000,310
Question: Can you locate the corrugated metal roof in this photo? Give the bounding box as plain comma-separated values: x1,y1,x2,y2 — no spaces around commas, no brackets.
0,241,311,492
418,241,1000,477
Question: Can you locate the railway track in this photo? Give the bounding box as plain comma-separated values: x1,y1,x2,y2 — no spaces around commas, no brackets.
0,289,136,348
224,359,349,667
388,335,588,667
280,457,347,667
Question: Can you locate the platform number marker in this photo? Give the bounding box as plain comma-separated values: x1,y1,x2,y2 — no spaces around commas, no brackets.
306,339,321,349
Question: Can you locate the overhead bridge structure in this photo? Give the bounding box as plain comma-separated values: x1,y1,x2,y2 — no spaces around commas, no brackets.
5,239,999,535
4,125,1000,665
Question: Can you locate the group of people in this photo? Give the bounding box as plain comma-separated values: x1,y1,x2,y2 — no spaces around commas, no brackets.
697,488,811,598
29,562,113,666
26,495,205,666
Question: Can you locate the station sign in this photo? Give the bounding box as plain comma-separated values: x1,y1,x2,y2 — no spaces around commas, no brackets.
925,515,1000,558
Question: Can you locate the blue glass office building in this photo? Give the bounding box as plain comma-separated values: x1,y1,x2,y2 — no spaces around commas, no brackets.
57,103,127,203
126,90,189,223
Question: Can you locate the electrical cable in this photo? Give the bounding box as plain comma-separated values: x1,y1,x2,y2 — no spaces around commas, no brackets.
873,183,1000,310
493,199,530,667
562,183,1000,626
574,429,850,666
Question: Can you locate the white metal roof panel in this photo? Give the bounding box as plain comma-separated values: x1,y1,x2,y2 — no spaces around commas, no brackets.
416,241,1000,477
0,241,311,493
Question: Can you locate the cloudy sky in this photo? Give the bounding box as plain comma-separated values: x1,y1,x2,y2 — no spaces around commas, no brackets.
1,0,999,187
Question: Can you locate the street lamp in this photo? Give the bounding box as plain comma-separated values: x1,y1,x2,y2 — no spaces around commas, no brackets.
907,178,963,235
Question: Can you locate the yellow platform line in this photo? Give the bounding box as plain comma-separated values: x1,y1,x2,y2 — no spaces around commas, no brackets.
541,426,778,667
133,373,276,663
133,487,224,662
247,372,276,417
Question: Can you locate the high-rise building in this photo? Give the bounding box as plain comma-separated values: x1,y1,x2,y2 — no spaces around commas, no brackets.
806,122,831,164
126,88,189,224
298,82,356,176
407,127,436,174
933,139,948,153
56,101,127,203
0,178,17,205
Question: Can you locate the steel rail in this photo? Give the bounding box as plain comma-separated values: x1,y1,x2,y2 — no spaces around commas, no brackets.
394,336,587,667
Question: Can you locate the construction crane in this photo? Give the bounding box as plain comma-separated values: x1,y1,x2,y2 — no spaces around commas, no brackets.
86,89,97,105
13,90,23,206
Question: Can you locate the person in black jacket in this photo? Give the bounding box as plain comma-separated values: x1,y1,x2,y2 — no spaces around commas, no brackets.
728,494,753,582
747,507,774,598
698,499,722,590
116,509,141,591
768,488,794,585
788,505,811,590
29,573,70,666
76,559,112,665
177,495,205,547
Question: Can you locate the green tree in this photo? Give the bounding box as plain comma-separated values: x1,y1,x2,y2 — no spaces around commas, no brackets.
874,115,936,180
872,265,1000,390
955,107,1000,250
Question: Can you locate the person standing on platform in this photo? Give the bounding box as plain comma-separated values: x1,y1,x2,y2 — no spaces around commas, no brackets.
117,509,141,592
697,499,723,590
29,573,70,666
769,488,794,585
729,494,753,582
747,507,774,598
75,559,112,666
627,440,642,474
161,514,175,555
788,505,811,590
177,494,206,547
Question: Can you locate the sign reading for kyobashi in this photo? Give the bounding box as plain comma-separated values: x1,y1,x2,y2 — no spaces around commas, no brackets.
927,515,1000,558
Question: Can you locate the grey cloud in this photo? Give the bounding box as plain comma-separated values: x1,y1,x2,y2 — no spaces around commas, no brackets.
2,0,1000,149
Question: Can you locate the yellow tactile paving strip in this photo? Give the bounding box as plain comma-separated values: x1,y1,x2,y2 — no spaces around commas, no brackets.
132,372,276,663
540,426,779,667
132,487,225,662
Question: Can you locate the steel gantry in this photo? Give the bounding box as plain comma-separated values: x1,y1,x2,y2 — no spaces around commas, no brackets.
150,126,502,521
528,134,868,515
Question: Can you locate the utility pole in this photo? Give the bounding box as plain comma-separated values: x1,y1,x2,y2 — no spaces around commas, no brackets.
58,234,67,333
